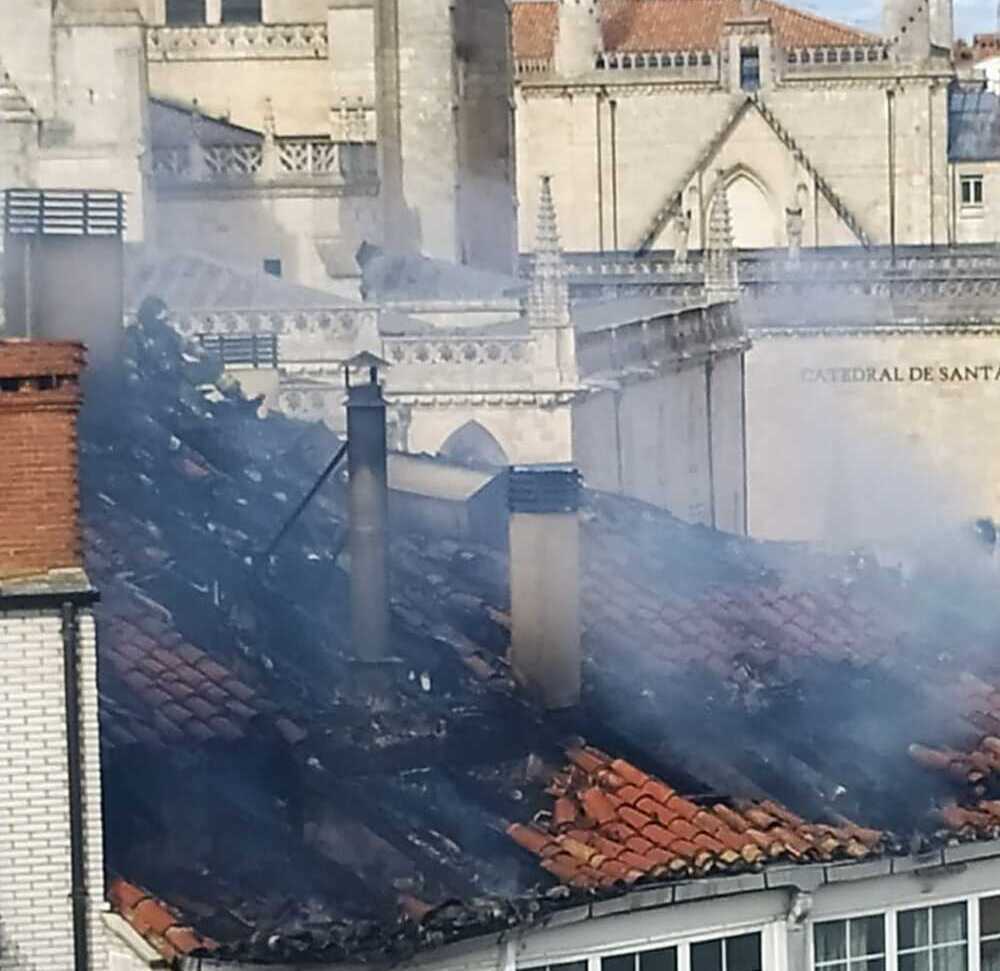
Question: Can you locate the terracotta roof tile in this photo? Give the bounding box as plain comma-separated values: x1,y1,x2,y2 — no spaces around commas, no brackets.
108,878,216,961
512,0,877,63
509,744,883,889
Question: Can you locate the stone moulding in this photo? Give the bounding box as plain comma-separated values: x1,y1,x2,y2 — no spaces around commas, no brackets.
147,23,328,62
382,336,535,368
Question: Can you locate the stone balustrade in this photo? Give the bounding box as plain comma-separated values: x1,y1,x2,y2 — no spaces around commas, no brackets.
515,58,554,76
147,23,328,61
598,49,718,77
151,137,376,189
516,49,718,79
783,44,890,71
329,103,377,143
166,306,378,363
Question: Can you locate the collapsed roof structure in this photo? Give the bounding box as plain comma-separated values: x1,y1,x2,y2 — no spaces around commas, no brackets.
76,306,1000,964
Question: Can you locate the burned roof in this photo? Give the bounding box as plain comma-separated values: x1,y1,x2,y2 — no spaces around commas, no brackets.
82,311,1000,964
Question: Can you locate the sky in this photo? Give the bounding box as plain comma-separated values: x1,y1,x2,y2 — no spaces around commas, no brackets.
805,0,994,37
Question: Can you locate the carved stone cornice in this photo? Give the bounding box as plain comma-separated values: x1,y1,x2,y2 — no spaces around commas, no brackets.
385,390,580,408
518,80,721,98
147,23,328,62
750,324,1000,338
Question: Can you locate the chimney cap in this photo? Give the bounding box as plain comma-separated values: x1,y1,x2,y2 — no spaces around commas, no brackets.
508,464,581,514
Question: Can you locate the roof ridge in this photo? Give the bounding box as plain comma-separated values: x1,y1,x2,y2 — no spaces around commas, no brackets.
754,0,880,44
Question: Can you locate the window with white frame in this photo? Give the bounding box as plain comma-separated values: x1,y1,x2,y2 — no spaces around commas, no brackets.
961,175,984,208
691,932,762,971
897,902,967,971
981,896,1000,971
602,945,677,971
815,914,886,971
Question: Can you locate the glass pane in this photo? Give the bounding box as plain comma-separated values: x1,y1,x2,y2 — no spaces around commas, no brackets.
603,957,634,971
165,0,204,23
692,939,723,971
983,899,1000,938
726,933,762,971
900,954,930,971
899,910,931,951
816,922,848,963
850,959,884,971
934,945,967,971
220,0,261,22
852,916,885,957
640,948,677,971
933,905,966,944
982,939,1000,971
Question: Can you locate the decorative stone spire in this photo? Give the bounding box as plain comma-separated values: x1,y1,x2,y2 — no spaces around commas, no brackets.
705,172,739,301
529,175,571,329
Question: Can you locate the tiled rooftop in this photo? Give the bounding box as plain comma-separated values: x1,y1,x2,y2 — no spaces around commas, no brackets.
508,745,880,888
72,308,1000,962
511,0,876,62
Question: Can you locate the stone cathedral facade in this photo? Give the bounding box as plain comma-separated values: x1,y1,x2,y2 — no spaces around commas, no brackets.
3,0,1000,294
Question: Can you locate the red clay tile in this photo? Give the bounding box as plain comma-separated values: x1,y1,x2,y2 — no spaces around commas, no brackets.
609,758,650,788
508,823,554,855
554,797,577,829
109,878,148,913
713,804,749,832
541,853,583,883
642,823,674,848
559,836,598,863
591,834,626,858
601,859,631,881
693,832,728,856
668,818,699,841
641,779,676,804
626,835,655,855
620,806,654,830
603,821,639,843
163,926,209,954
665,795,701,820
619,849,656,872
617,784,645,805
131,899,178,937
567,746,608,775
581,786,617,824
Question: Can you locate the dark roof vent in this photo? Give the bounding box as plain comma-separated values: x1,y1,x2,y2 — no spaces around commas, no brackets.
3,189,126,238
507,465,581,514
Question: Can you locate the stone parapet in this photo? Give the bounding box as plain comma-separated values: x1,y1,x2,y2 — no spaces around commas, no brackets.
147,22,328,62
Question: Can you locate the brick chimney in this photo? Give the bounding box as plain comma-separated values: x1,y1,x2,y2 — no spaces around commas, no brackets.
507,465,582,710
0,339,108,971
0,339,85,580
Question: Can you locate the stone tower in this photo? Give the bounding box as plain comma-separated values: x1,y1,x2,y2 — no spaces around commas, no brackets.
374,0,516,274
705,174,739,302
555,0,603,75
0,0,150,238
882,0,932,61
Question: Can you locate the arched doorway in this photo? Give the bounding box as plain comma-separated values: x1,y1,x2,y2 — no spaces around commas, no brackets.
439,420,509,468
726,173,780,249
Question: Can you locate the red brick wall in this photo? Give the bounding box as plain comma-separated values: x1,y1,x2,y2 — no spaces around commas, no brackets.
0,341,85,581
